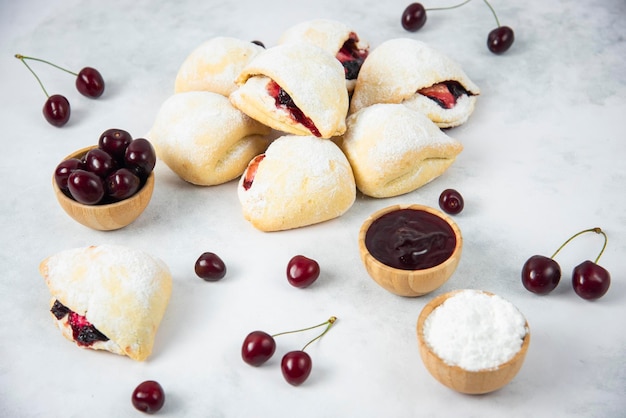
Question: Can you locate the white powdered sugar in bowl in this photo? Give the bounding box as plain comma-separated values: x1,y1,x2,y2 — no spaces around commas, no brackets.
422,289,528,372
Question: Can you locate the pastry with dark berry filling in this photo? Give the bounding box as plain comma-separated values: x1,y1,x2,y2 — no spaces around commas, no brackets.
238,134,355,231
39,245,172,361
278,19,369,93
349,38,480,128
229,42,349,139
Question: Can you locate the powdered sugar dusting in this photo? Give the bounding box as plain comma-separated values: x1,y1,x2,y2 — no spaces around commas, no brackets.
238,135,355,230
423,290,528,371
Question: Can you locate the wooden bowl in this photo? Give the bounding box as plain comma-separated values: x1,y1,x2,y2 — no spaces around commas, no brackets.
53,146,154,231
416,290,531,394
358,204,462,297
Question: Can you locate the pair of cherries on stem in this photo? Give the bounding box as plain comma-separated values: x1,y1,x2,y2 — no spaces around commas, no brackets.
241,316,337,386
401,0,515,54
521,228,611,300
15,54,105,127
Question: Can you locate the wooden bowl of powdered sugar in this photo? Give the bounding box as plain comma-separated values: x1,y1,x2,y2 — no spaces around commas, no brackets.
416,289,530,394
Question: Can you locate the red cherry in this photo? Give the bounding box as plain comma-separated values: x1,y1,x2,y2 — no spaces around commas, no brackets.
521,255,561,295
487,26,515,54
241,331,276,366
401,3,427,32
195,252,227,281
572,260,611,300
76,67,105,98
281,351,313,386
438,189,464,215
131,380,165,414
286,255,320,288
43,94,70,127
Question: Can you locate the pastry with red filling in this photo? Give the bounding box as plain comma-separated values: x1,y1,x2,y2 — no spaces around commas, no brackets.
278,19,369,93
238,135,356,231
349,38,480,128
339,103,463,198
39,245,172,361
229,43,349,139
174,37,265,97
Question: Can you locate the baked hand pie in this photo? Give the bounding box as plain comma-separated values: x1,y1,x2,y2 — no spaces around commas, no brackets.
147,91,272,186
229,42,349,139
39,245,172,361
278,19,369,93
349,38,480,128
174,36,265,97
238,134,356,231
338,103,463,198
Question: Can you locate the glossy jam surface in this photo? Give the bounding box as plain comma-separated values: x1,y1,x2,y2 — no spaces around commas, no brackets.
365,209,456,270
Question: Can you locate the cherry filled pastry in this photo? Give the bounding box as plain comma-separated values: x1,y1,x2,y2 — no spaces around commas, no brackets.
349,38,480,128
278,19,369,93
229,42,349,139
39,245,172,361
238,134,356,232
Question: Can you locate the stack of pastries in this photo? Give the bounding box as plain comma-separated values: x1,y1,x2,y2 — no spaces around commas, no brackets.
147,19,480,232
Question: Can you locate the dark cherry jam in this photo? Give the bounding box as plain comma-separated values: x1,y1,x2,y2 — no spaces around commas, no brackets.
266,80,321,137
50,299,109,346
365,209,456,270
336,32,369,80
417,81,470,109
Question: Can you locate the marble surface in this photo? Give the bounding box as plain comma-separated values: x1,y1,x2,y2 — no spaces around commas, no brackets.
1,0,625,416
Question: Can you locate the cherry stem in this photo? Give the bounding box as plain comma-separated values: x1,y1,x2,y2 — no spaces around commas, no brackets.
301,316,337,351
15,53,78,77
271,316,337,350
15,54,50,98
550,227,608,264
426,0,472,12
426,0,501,28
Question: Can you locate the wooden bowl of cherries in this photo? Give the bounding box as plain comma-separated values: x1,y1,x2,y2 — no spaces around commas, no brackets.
53,128,156,231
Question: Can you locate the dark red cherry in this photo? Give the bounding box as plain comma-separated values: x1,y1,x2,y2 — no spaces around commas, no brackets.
487,26,515,54
286,255,320,288
131,380,165,414
99,128,133,163
43,94,70,127
105,168,140,201
76,67,105,98
572,260,611,300
54,158,84,191
439,189,464,215
521,255,561,295
195,252,227,281
401,3,427,32
241,331,276,366
67,169,105,205
125,138,156,178
281,350,312,386
84,148,117,178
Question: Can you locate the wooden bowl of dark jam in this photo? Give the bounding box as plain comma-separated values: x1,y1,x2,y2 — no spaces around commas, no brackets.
358,204,462,297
